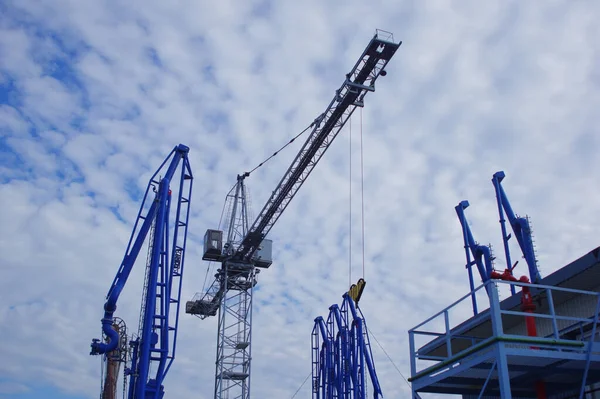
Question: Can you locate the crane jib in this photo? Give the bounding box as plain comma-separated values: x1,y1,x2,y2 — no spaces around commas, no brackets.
237,35,401,259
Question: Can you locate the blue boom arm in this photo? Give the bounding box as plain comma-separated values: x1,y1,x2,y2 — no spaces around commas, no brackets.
327,304,351,396
344,294,382,398
455,200,494,285
313,291,382,399
91,144,193,399
492,171,541,283
312,316,334,399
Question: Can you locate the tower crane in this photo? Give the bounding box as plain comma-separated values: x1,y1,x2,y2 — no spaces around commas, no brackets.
90,144,193,399
186,30,401,399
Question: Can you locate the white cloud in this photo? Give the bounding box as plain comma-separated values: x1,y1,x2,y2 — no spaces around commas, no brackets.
1,1,599,398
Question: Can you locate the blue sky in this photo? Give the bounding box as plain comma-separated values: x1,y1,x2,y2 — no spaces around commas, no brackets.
1,1,600,398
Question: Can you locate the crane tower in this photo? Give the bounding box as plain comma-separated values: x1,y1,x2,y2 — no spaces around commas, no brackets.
186,30,401,399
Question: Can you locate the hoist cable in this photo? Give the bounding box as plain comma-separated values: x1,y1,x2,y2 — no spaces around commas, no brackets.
290,370,312,398
244,123,313,176
360,108,366,279
349,115,352,288
368,328,413,392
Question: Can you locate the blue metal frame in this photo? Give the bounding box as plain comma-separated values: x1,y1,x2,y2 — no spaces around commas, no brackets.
408,279,600,398
455,200,494,314
312,293,382,399
492,171,541,284
457,172,543,314
90,144,193,399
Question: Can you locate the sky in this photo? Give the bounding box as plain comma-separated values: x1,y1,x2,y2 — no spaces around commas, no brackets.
1,0,599,398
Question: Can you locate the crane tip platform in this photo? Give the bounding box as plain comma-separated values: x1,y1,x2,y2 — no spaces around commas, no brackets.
409,246,600,397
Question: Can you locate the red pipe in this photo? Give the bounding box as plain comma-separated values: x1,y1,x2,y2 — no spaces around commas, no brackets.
490,270,546,399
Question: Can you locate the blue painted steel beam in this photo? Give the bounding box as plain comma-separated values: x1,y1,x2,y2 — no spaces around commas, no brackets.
455,201,494,301
312,293,382,399
492,171,541,283
90,144,193,399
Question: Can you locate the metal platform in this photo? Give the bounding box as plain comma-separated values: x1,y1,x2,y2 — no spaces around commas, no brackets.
185,299,218,317
409,247,600,398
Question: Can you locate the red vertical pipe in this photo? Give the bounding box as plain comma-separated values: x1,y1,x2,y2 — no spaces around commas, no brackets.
519,279,546,399
491,271,547,399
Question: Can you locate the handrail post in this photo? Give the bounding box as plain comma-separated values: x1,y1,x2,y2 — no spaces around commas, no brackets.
409,330,417,377
444,310,452,358
546,288,559,340
579,293,600,399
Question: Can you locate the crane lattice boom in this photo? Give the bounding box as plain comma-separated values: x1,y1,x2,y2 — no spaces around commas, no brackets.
237,32,401,260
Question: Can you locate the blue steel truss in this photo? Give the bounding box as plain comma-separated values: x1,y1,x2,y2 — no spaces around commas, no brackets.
492,171,542,284
456,200,495,311
408,279,600,398
90,144,193,399
312,293,382,399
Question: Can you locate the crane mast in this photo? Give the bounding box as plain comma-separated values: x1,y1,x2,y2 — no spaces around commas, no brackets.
187,31,401,399
91,144,193,399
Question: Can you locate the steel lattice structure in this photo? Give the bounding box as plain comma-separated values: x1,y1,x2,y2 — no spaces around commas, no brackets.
312,287,382,399
91,144,193,399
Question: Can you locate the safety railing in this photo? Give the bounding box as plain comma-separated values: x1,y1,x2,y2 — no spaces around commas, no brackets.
375,29,394,43
408,279,600,382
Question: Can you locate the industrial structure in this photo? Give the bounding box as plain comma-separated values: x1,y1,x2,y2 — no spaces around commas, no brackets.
311,279,383,399
82,29,600,399
408,172,600,398
90,145,193,399
186,30,401,399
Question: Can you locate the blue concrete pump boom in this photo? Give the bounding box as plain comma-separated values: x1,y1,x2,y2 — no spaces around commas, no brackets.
312,290,382,399
455,200,495,314
90,144,193,399
456,200,494,284
492,171,541,284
